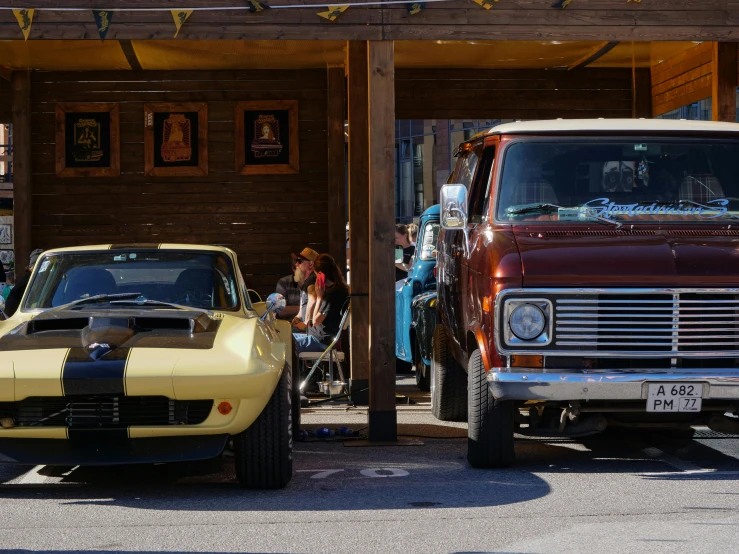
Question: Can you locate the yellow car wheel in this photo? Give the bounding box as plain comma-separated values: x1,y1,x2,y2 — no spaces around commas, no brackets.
234,365,293,489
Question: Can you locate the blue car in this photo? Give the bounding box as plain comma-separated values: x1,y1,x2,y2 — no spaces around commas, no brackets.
395,205,440,390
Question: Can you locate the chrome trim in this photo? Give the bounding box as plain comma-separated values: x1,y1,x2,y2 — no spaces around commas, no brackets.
487,367,739,401
503,298,553,347
494,288,739,358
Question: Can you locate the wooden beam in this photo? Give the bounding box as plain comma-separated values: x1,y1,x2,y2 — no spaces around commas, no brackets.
367,40,396,443
118,40,143,71
346,41,370,406
633,68,652,118
11,71,31,272
712,42,737,122
327,66,347,276
568,41,619,71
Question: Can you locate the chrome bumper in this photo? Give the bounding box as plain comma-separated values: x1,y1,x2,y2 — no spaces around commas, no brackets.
487,368,739,402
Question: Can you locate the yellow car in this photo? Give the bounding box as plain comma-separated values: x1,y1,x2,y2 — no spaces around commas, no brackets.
0,244,296,489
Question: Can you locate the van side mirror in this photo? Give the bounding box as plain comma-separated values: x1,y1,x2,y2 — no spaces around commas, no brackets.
440,184,469,230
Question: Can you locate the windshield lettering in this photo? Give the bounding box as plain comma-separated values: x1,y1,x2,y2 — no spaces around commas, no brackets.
583,197,729,219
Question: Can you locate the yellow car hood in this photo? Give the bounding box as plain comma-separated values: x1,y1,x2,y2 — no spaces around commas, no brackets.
0,308,286,402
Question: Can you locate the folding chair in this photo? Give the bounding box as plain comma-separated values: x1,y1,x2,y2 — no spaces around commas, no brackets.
298,301,351,395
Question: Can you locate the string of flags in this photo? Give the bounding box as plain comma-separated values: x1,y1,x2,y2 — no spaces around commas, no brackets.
8,0,648,37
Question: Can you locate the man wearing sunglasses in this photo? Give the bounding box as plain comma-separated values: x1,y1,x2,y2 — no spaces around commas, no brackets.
275,254,304,320
287,247,319,329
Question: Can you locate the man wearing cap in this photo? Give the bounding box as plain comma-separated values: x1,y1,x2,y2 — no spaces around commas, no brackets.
4,248,43,318
289,247,319,330
274,255,303,320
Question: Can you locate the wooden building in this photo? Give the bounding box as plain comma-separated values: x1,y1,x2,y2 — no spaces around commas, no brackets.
1,0,739,440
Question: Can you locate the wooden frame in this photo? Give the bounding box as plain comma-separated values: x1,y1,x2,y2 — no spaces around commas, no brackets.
55,102,120,178
144,102,208,177
235,100,299,175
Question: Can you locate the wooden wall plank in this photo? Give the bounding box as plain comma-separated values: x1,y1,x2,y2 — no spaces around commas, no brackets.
367,40,396,442
0,78,10,122
5,1,739,41
326,67,347,273
712,42,738,122
346,41,370,402
29,69,329,296
651,43,713,117
11,71,31,272
396,68,634,120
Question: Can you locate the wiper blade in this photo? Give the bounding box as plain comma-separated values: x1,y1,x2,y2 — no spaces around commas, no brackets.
506,203,562,215
109,297,213,316
507,203,622,228
49,292,143,313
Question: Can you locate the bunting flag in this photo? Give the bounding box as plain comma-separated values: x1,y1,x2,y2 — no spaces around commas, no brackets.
171,9,193,38
248,0,271,12
317,5,349,21
12,8,34,41
407,2,426,14
551,0,573,7
92,10,113,41
471,0,497,9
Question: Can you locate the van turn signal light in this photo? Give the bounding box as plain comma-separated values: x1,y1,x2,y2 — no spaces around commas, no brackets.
218,402,233,415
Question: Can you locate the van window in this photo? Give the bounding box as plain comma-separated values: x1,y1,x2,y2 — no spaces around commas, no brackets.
453,149,479,189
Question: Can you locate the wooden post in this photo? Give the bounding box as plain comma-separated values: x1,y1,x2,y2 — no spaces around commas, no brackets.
712,42,738,122
327,66,347,273
346,41,370,405
11,71,31,272
632,68,652,118
367,40,397,442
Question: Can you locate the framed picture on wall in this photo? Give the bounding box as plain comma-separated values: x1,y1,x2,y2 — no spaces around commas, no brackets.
144,103,208,177
55,103,120,178
235,100,299,175
0,249,13,270
0,224,10,245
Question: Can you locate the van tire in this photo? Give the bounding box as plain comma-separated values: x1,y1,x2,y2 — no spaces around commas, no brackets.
234,366,293,489
431,326,467,422
467,348,515,468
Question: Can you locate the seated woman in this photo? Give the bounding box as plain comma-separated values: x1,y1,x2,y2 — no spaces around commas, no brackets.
292,253,349,354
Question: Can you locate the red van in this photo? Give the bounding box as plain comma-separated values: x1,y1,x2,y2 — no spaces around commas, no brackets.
434,119,739,468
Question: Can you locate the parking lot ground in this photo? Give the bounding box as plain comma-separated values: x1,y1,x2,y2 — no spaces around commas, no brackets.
1,375,738,554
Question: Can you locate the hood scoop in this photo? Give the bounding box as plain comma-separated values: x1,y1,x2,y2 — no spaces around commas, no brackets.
27,318,90,334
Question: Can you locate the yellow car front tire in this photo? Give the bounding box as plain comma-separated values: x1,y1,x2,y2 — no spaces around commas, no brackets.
234,364,293,489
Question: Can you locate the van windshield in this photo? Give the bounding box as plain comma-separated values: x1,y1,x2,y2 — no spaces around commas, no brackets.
496,138,739,224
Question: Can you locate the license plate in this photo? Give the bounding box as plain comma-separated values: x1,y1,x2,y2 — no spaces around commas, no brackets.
647,383,703,413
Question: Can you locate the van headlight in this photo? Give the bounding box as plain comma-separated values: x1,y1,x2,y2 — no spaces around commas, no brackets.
502,299,552,347
509,304,546,340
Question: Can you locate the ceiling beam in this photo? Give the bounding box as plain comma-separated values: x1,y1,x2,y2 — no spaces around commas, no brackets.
118,40,143,71
568,41,620,70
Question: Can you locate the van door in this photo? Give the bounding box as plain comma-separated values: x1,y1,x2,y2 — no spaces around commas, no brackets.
439,145,480,353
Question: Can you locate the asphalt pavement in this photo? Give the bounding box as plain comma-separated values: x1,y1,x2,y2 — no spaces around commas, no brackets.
1,376,738,554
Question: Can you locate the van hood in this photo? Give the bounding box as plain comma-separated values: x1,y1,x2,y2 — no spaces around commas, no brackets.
513,227,739,288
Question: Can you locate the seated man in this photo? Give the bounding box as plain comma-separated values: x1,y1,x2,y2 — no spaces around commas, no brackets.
289,247,319,329
275,255,302,320
292,253,349,354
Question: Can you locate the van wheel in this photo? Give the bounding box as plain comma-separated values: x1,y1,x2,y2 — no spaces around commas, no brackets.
234,366,293,489
414,338,431,392
431,326,467,422
467,348,515,468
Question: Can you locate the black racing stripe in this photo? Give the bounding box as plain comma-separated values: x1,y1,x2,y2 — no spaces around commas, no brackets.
68,428,128,442
63,347,130,396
